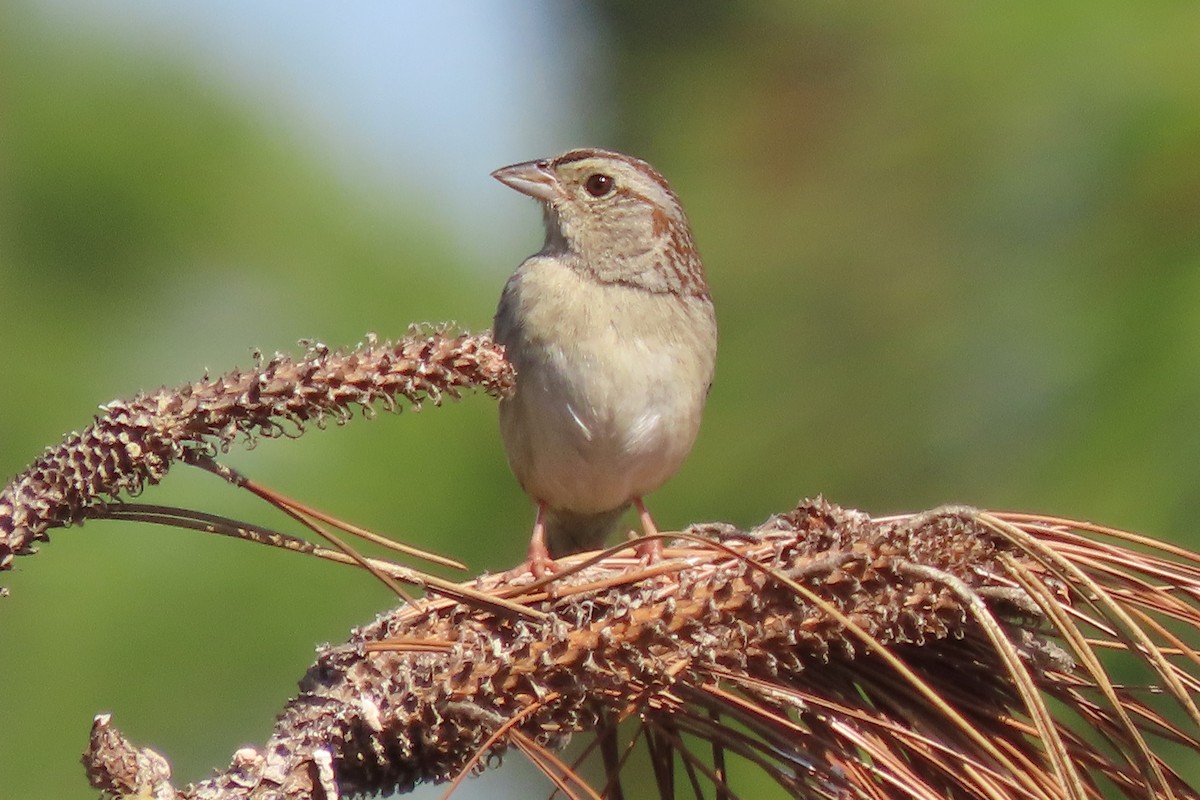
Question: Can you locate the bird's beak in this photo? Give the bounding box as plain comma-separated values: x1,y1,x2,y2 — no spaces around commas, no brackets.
491,159,559,202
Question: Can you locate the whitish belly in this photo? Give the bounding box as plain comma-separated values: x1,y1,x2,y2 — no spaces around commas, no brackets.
500,342,705,514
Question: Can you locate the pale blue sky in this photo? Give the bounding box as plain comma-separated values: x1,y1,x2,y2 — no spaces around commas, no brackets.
32,0,610,261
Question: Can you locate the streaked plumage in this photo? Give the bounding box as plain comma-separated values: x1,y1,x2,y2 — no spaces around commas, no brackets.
492,148,716,572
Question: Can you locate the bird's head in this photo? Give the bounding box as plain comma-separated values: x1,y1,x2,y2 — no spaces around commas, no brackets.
492,148,707,297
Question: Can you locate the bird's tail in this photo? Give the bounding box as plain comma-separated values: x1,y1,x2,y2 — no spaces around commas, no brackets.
545,504,630,557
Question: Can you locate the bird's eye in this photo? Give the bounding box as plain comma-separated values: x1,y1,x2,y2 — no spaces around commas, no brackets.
584,173,615,198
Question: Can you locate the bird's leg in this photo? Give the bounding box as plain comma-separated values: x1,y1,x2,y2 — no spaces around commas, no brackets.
633,497,664,563
525,500,557,578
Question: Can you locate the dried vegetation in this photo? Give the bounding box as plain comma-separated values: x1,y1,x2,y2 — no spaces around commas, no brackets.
3,329,1198,799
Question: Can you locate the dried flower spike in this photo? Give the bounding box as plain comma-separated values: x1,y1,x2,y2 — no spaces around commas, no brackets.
0,329,512,573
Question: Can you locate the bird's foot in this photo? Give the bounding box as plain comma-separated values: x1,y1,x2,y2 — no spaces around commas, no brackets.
525,547,559,579
633,536,664,565
502,556,558,583
506,503,559,581
633,497,665,565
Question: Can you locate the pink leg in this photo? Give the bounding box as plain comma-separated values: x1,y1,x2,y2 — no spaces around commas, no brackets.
525,501,557,578
633,497,664,563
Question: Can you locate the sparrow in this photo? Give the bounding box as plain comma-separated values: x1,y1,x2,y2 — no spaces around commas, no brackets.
491,148,717,575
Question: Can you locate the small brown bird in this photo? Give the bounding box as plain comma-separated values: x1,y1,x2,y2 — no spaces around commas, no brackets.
492,148,717,575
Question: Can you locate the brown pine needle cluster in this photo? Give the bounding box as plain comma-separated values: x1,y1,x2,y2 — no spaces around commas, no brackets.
83,501,1200,800
5,326,1200,798
0,328,512,574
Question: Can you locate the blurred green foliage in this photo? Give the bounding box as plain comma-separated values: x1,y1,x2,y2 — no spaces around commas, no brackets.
2,2,1200,798
0,6,524,798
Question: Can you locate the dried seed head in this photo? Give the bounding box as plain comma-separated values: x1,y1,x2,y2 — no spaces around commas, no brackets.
0,329,512,572
86,500,1200,800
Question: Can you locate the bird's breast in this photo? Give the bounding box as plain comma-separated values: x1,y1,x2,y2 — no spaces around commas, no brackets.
495,258,716,514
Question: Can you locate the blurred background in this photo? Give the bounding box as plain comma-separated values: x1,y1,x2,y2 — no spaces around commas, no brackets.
2,2,1199,797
